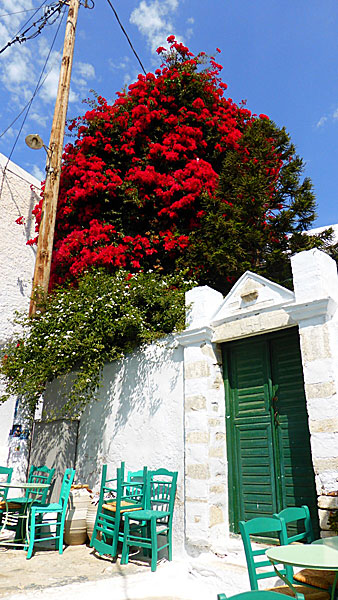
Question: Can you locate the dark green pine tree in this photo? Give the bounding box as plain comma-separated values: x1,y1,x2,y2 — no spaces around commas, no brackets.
183,117,334,293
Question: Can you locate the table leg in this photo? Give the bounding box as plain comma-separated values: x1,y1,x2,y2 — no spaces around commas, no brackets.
271,563,305,600
330,572,338,600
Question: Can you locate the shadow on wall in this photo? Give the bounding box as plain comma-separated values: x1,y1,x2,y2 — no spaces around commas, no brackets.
30,374,79,500
30,418,78,501
74,336,183,489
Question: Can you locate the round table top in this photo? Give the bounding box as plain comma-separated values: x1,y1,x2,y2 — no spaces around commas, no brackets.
266,543,338,570
0,482,50,489
313,537,338,551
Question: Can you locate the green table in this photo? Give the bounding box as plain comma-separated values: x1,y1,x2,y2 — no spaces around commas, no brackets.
266,540,338,600
0,482,50,548
312,537,338,551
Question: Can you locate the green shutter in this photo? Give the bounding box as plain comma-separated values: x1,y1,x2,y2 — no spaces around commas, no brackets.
223,328,318,535
270,330,319,536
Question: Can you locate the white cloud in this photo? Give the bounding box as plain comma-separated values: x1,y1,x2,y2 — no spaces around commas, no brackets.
0,4,94,115
72,61,96,90
39,67,60,103
316,107,338,129
109,56,131,71
76,62,95,79
130,0,183,55
316,116,328,128
29,112,48,127
30,164,44,181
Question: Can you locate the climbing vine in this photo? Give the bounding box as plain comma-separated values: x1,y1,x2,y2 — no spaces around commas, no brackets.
0,270,195,417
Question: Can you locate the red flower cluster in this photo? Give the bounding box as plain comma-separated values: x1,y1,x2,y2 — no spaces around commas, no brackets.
27,36,284,289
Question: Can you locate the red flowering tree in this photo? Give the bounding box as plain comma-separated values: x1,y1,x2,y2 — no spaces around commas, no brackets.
29,36,330,293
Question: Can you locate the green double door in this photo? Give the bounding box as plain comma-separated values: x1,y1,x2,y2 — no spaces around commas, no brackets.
222,328,318,535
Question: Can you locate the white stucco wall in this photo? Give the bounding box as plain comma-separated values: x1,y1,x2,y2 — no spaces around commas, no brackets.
0,153,40,467
41,336,186,553
32,245,338,556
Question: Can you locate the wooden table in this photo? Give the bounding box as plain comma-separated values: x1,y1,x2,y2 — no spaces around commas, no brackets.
266,539,338,600
0,482,50,548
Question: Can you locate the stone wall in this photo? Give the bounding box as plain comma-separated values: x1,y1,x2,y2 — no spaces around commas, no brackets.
178,249,338,547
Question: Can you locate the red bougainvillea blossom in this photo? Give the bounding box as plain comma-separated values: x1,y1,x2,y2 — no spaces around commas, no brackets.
27,36,320,292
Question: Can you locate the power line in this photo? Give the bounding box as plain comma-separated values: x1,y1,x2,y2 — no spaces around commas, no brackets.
105,0,146,75
4,0,49,39
0,7,46,18
0,65,57,140
0,0,65,55
0,9,66,198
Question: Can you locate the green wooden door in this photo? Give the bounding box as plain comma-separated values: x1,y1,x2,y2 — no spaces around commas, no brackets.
222,328,318,535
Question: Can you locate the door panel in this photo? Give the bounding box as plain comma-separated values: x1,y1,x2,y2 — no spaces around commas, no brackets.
223,328,318,535
230,340,271,419
234,422,279,522
270,330,319,535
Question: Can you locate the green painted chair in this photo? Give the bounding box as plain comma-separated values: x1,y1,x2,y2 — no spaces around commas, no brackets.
217,591,304,600
0,466,13,525
90,463,147,560
121,468,178,572
239,517,329,600
26,468,75,559
8,464,55,506
274,506,335,591
0,464,55,538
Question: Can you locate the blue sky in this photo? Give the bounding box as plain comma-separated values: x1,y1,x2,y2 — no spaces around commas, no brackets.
0,0,337,227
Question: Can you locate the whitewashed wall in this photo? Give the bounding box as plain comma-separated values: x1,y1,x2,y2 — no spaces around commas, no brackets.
0,153,40,471
33,247,338,556
41,336,186,553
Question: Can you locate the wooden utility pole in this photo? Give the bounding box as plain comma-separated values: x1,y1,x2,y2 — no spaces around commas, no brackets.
29,0,80,317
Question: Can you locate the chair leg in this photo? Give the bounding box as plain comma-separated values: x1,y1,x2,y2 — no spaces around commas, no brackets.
111,515,120,558
150,517,157,572
143,521,151,557
89,514,100,548
121,516,129,565
58,515,65,554
26,510,36,560
168,524,172,561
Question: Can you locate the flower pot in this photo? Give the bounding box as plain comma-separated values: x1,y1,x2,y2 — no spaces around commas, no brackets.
64,485,91,545
86,502,98,543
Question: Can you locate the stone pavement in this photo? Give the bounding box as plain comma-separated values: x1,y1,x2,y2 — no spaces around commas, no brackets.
0,542,250,600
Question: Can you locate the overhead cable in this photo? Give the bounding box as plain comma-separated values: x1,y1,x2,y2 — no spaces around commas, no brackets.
0,0,66,55
0,8,65,199
0,7,45,18
105,0,147,75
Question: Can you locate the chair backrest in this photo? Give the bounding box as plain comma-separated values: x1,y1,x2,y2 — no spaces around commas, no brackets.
126,468,147,498
99,463,147,510
0,466,13,500
147,468,178,516
27,465,55,502
217,591,297,600
274,505,314,545
239,517,293,590
58,468,76,512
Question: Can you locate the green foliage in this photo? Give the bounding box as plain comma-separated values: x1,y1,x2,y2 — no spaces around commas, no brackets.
182,117,334,292
0,270,195,418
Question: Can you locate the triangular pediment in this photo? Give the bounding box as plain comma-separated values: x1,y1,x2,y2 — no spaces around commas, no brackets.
211,271,295,326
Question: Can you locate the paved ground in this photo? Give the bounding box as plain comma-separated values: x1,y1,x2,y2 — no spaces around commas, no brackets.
0,541,249,600
0,544,143,597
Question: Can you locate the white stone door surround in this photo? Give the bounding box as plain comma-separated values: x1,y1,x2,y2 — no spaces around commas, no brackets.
177,249,338,554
